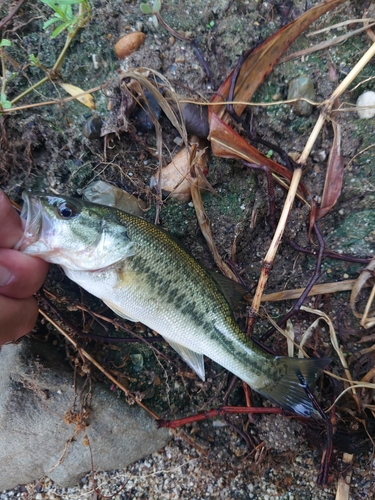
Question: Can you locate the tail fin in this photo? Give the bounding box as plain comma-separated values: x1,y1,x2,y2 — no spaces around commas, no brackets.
258,357,330,418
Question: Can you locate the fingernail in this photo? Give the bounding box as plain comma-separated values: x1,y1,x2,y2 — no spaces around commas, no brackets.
0,264,13,286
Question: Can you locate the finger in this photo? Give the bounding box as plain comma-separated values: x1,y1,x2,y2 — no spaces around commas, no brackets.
0,295,39,345
0,191,24,248
0,249,49,299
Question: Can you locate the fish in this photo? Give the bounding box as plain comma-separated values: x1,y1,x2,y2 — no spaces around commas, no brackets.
16,191,329,417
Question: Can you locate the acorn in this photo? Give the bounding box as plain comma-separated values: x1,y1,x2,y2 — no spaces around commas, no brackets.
114,32,146,59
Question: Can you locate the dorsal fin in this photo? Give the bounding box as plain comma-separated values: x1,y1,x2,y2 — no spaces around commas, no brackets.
208,271,248,309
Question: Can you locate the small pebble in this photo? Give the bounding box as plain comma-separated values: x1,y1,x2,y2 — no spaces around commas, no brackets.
173,136,183,146
82,115,103,139
356,91,375,119
287,76,316,116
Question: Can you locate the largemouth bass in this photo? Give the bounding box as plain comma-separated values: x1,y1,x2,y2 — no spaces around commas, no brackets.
16,192,329,417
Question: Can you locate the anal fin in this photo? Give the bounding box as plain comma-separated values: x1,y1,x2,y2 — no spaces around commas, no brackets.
166,339,205,381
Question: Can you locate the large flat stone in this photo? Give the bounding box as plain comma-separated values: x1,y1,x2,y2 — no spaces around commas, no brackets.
0,339,171,489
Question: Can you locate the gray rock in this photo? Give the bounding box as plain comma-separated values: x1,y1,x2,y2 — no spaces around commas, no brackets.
0,339,171,490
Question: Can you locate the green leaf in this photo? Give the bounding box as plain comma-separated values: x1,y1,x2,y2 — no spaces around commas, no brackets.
60,3,74,19
140,3,153,14
43,17,61,29
29,54,39,64
153,0,161,12
51,20,71,38
52,0,83,4
0,39,11,47
39,0,82,5
152,14,158,28
39,0,64,17
0,93,12,109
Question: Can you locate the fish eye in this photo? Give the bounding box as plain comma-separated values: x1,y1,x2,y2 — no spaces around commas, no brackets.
56,201,79,219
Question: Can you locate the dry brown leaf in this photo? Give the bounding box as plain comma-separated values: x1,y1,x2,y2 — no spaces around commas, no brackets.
209,0,347,121
150,138,209,202
316,121,344,220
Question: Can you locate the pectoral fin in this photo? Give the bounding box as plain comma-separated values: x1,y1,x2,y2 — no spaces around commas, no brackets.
166,339,205,381
103,299,138,322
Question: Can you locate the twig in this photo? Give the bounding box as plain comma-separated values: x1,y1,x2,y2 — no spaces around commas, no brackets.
263,222,325,337
0,0,26,30
248,167,303,331
3,83,107,113
158,406,282,429
280,23,375,63
38,308,161,421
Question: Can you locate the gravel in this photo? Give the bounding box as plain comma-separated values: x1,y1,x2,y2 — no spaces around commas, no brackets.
2,428,374,499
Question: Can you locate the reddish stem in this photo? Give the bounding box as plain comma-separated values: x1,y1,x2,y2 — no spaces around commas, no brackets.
157,406,282,429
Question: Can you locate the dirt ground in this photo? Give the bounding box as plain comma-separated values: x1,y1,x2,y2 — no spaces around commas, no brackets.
1,0,375,498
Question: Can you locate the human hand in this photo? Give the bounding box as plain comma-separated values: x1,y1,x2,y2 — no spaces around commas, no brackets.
0,190,49,345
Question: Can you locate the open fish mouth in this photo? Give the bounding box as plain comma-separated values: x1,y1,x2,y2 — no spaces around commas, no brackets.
14,191,49,253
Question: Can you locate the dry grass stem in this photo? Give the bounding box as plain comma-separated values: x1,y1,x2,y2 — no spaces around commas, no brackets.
350,257,375,327
330,41,375,102
307,18,375,36
345,143,375,169
301,306,361,411
262,279,360,302
334,452,353,500
280,23,375,64
265,314,309,359
330,382,375,410
2,83,107,113
121,68,188,144
250,168,302,316
181,98,321,109
361,366,375,384
246,37,359,315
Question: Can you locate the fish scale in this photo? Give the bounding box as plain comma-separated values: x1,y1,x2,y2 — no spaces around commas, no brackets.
16,192,330,418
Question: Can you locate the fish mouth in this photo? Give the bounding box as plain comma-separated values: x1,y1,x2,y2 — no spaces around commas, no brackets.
14,191,46,252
